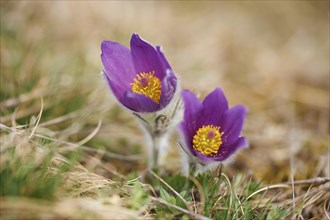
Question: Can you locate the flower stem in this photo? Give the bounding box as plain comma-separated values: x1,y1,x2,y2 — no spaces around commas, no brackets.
149,134,160,171
133,112,173,171
189,161,197,177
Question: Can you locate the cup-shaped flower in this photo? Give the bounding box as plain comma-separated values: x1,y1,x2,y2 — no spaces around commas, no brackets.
101,33,177,113
101,34,181,170
179,87,248,166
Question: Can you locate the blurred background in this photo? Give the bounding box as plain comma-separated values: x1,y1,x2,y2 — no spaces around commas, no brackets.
1,1,329,185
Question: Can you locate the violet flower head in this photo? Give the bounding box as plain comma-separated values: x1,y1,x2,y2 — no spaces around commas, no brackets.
101,33,177,113
179,87,248,165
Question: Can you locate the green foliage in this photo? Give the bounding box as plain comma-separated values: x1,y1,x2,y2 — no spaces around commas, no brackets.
128,181,149,210
266,205,288,220
146,171,283,219
0,150,63,200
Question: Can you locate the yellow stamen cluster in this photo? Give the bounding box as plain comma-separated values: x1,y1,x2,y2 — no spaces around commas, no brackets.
130,71,161,104
192,125,224,156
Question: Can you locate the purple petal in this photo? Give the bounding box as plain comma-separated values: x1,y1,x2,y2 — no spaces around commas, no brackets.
102,70,125,100
193,150,219,164
156,46,172,71
221,105,247,146
198,87,229,126
182,90,202,123
178,124,192,152
181,90,203,144
123,91,159,112
159,69,177,109
130,34,164,79
214,137,248,161
101,40,135,87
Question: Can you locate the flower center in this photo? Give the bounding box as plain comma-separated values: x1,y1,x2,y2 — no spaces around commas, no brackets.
192,125,224,156
130,71,161,104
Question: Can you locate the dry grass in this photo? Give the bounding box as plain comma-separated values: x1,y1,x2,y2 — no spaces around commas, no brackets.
1,1,329,219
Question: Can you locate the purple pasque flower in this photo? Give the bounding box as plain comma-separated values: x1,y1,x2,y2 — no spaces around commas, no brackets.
179,87,248,165
101,33,177,113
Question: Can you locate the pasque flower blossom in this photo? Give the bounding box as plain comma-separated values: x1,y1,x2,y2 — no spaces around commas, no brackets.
179,87,247,168
101,34,181,170
101,33,177,113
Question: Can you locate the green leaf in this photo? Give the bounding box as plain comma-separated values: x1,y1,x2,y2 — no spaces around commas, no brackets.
159,187,176,205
